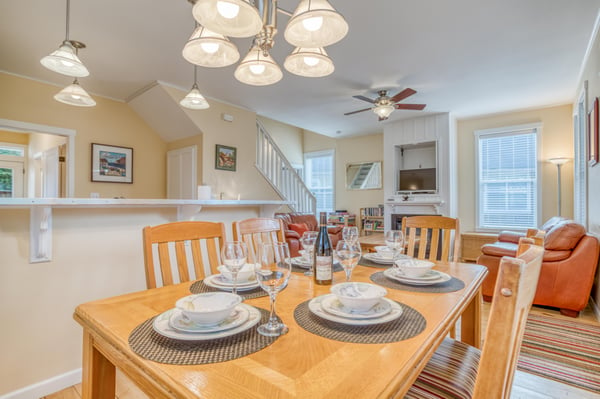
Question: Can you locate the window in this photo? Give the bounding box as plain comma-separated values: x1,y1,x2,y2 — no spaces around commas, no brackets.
304,150,334,214
0,143,26,197
475,124,540,231
573,88,588,226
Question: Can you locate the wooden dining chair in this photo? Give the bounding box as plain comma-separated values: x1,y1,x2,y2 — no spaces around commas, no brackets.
142,221,226,289
401,215,460,262
232,217,286,262
405,239,544,399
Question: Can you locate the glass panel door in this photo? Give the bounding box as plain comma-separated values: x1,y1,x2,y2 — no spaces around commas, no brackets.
0,160,24,197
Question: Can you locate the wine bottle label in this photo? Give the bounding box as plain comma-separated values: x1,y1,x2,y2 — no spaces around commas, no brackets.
315,255,332,280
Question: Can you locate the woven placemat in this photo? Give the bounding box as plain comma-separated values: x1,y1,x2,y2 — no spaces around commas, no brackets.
358,256,392,268
294,300,425,343
189,280,267,299
370,271,465,293
291,262,343,273
128,307,276,365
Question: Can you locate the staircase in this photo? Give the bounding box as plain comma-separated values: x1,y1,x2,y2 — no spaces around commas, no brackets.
255,120,316,214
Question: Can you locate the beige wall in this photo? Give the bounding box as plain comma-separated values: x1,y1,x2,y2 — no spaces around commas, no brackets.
0,129,29,144
257,116,304,166
457,104,574,232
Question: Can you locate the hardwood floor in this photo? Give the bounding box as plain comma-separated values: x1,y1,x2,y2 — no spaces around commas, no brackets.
43,301,599,399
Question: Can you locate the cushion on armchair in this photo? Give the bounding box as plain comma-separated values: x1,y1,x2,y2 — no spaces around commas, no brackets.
288,222,309,237
544,220,586,250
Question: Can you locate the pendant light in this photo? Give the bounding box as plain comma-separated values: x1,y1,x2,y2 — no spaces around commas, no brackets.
54,79,96,107
284,0,348,48
234,44,283,86
284,47,334,77
40,0,90,77
192,0,263,38
180,66,210,110
182,24,240,67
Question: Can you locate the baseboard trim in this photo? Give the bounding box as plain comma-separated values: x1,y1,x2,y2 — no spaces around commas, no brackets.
0,369,81,399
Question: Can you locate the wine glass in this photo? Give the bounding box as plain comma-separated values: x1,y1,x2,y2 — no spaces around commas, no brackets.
385,230,405,260
300,231,318,276
255,242,292,337
342,226,359,244
220,241,247,295
336,240,362,281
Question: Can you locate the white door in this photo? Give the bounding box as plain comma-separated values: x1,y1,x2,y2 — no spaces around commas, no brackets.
0,160,24,197
42,147,60,198
167,146,197,199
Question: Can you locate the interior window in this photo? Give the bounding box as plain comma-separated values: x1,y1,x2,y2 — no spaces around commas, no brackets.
304,150,335,214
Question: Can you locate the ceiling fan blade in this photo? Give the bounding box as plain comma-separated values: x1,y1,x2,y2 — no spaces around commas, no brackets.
352,95,375,104
395,103,426,110
344,107,372,115
390,88,417,103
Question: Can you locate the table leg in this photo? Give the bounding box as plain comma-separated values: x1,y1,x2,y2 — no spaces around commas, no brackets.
460,287,482,348
82,330,116,399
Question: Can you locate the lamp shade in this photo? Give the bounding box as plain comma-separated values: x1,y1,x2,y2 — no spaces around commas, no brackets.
180,84,210,110
548,157,570,165
40,41,90,77
53,79,95,107
182,25,240,67
373,104,394,119
234,45,283,86
284,47,334,77
284,0,349,47
192,0,262,38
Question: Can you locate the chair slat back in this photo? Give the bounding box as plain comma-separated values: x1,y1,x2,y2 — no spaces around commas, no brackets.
232,218,286,262
472,242,544,398
401,215,460,262
142,221,226,289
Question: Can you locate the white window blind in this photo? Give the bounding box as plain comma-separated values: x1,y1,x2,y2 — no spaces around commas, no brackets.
475,125,539,230
304,150,334,214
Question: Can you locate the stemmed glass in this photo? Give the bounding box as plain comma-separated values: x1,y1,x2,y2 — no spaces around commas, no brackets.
336,240,362,281
220,241,247,295
342,226,359,244
300,231,318,276
385,230,405,260
255,242,292,337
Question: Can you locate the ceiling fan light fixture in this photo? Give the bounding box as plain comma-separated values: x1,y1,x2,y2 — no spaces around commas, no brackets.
54,79,96,107
192,0,262,38
284,47,334,77
284,0,348,47
182,25,240,67
234,45,283,86
373,104,394,119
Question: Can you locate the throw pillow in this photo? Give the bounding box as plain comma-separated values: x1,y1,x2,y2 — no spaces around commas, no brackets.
288,222,310,237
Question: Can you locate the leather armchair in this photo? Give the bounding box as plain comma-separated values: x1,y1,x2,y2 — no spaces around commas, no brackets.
275,213,342,257
477,217,599,317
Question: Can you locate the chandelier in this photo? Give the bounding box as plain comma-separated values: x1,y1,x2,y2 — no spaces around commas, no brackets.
183,0,348,86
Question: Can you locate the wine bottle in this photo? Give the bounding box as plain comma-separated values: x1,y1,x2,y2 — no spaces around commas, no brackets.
313,212,333,285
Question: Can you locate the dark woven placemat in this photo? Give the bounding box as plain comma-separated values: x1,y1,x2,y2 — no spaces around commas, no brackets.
294,300,426,343
292,262,343,273
128,307,277,365
189,280,267,299
358,256,393,268
370,271,465,293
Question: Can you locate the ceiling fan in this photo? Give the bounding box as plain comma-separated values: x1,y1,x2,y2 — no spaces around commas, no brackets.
344,88,426,121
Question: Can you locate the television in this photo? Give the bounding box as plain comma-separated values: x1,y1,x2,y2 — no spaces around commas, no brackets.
398,168,437,193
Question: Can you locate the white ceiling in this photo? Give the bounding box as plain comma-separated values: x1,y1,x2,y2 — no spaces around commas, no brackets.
1,0,599,137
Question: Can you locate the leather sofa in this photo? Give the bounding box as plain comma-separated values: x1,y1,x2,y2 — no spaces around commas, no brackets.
275,213,343,257
476,217,599,317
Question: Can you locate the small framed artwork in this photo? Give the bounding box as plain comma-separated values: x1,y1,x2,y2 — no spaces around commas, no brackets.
215,144,237,171
589,97,599,166
91,143,133,183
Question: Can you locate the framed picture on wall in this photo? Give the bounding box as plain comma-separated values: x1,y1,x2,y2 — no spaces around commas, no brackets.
215,144,237,171
91,143,133,183
589,97,599,166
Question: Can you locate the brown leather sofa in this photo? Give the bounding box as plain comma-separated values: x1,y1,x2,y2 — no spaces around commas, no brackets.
275,213,343,257
477,217,599,317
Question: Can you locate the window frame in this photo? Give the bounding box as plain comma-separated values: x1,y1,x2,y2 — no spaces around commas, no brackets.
303,149,335,214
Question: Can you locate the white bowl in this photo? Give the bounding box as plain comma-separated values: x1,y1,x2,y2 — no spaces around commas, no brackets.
175,293,242,325
217,263,257,283
374,245,394,259
330,282,387,312
394,258,435,278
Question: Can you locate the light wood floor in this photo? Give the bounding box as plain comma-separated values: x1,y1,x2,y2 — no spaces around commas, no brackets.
43,301,599,399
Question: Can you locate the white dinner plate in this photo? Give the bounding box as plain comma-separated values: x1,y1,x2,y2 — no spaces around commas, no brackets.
168,305,250,333
363,253,410,265
203,274,260,291
383,268,452,286
291,256,312,268
320,294,392,320
308,295,403,325
392,269,442,281
153,304,260,341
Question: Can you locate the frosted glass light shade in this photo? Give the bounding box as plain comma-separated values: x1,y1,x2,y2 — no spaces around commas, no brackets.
192,0,262,38
234,46,282,86
548,157,570,165
40,41,90,77
373,104,394,119
284,0,348,47
284,47,334,77
54,80,96,107
180,85,210,110
182,26,240,67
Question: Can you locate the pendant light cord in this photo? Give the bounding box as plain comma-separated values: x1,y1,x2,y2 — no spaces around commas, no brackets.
65,0,71,40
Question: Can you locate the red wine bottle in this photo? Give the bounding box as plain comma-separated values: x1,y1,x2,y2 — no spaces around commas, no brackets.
313,212,333,285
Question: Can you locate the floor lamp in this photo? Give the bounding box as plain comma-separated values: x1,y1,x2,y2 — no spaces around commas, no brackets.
548,157,570,216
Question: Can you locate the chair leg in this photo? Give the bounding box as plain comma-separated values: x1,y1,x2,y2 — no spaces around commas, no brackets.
559,308,579,318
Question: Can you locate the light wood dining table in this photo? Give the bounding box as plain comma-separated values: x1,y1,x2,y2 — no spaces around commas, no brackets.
74,261,487,399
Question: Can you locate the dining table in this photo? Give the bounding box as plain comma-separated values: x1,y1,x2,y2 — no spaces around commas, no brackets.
74,260,487,399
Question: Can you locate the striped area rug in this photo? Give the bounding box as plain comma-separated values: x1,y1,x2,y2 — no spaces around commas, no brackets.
517,313,600,393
